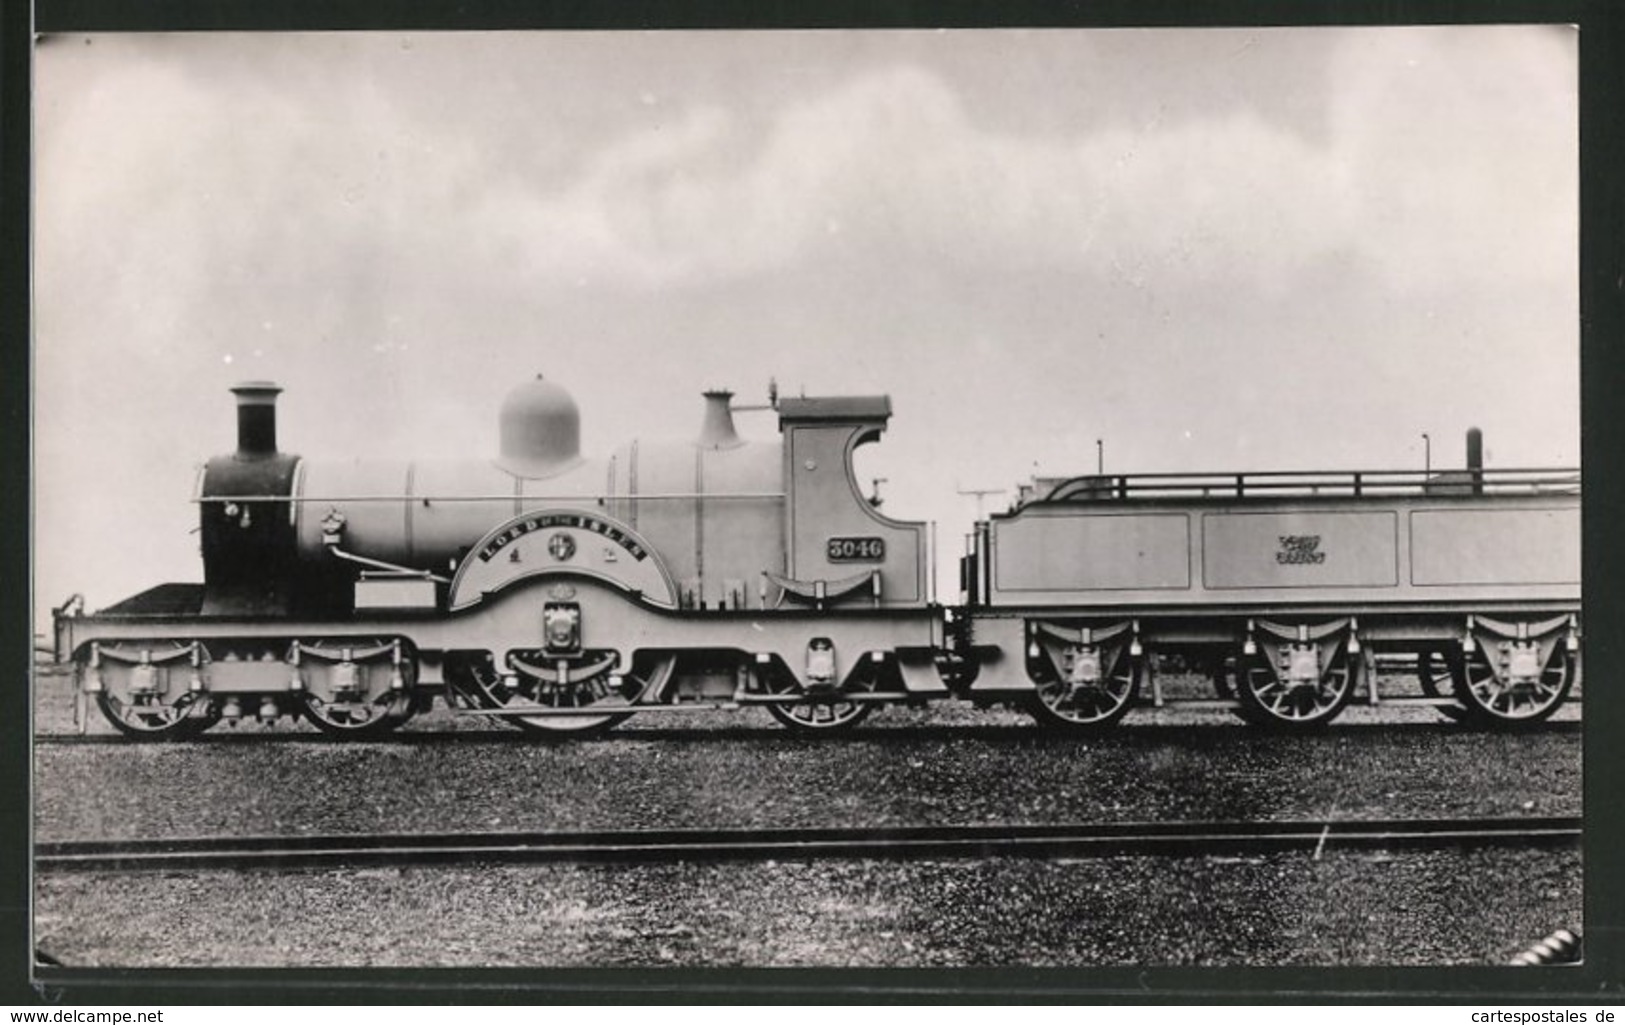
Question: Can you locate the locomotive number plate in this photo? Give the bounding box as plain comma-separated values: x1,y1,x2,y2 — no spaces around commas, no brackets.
827,536,886,562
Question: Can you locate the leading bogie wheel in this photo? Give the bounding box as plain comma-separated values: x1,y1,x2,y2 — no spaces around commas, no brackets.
83,641,221,740
95,692,219,741
302,692,414,738
299,641,420,738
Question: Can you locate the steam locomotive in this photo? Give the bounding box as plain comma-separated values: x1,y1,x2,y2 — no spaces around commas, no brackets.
51,376,1582,738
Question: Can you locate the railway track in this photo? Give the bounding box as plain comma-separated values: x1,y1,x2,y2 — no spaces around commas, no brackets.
36,816,1580,872
29,718,1584,746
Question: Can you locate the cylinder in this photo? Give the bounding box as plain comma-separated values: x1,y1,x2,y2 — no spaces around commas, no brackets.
231,381,283,458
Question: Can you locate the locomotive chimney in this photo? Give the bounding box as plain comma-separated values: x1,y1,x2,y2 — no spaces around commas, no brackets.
698,390,743,450
230,381,282,458
1466,427,1484,494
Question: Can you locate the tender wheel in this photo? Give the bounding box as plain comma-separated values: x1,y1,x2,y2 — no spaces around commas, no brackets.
94,692,219,740
1233,647,1355,729
1458,646,1574,727
1416,651,1468,722
1026,650,1141,730
457,651,673,735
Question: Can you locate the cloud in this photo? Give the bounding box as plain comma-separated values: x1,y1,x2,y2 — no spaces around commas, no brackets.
38,31,1574,345
1324,26,1577,294
471,31,1572,302
474,65,1364,290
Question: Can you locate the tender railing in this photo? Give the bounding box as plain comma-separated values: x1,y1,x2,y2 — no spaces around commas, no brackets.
1027,468,1581,506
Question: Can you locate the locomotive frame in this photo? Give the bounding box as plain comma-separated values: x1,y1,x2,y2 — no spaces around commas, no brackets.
51,376,1581,738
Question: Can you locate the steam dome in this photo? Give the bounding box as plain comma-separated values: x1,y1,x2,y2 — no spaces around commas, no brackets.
497,375,582,477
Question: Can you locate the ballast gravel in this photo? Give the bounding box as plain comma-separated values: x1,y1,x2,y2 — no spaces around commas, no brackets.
34,712,1580,841
34,847,1580,968
31,669,1583,971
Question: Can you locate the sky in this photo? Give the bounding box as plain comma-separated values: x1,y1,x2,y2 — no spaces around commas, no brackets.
32,27,1579,621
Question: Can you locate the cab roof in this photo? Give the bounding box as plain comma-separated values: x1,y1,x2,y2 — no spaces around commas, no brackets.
775,395,892,424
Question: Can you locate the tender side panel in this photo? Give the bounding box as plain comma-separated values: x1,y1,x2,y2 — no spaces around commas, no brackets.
1410,506,1580,586
993,512,1190,592
985,495,1579,609
1201,510,1398,589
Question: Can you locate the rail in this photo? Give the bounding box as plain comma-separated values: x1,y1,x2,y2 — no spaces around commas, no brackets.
35,816,1580,872
27,719,1585,746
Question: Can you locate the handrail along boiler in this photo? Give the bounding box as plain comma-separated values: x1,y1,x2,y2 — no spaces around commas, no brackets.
53,378,1581,737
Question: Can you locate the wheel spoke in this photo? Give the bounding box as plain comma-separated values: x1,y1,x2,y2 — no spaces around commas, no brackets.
1234,635,1353,729
1026,642,1140,730
96,693,204,739
89,642,220,740
1456,637,1573,726
763,662,875,733
298,640,416,738
456,651,666,735
304,692,411,736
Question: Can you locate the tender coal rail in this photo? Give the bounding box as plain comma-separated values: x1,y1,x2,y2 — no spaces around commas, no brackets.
36,816,1580,872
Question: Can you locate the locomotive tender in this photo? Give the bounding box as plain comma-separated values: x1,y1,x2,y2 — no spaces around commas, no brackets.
52,376,1582,737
